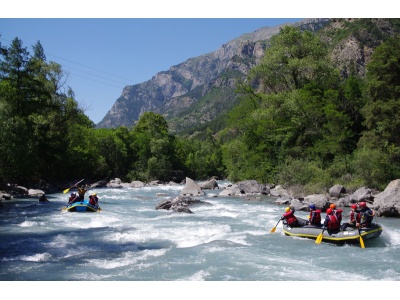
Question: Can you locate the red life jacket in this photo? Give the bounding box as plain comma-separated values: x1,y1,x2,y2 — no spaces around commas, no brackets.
350,211,355,222
325,214,340,230
283,210,297,226
89,195,98,206
309,210,321,225
68,195,76,204
333,209,343,223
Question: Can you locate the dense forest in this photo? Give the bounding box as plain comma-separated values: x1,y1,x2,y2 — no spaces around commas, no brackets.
1,20,400,193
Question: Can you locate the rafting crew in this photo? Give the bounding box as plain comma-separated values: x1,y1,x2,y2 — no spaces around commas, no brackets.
280,206,300,227
329,203,343,224
356,201,375,228
77,185,87,201
68,192,79,205
67,185,88,205
341,204,361,230
89,192,99,207
308,204,322,226
322,208,341,233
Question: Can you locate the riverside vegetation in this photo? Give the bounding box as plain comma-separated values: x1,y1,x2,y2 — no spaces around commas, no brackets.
1,19,400,196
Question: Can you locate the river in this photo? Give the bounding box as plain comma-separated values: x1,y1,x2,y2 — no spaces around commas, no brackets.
1,181,399,296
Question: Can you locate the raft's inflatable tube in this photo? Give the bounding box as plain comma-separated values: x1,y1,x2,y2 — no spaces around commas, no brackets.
66,200,100,212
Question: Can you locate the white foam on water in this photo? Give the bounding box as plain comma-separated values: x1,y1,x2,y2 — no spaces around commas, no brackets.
105,231,151,244
19,220,41,227
88,248,167,269
104,194,131,200
5,253,52,262
63,246,93,258
178,270,210,281
171,224,247,248
384,227,400,246
376,268,400,280
212,210,239,218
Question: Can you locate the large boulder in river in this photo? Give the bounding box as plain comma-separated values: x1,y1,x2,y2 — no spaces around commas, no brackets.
90,179,109,188
155,195,211,213
0,192,12,200
372,179,400,217
329,184,346,197
337,187,375,208
106,178,131,188
28,189,45,197
289,198,309,212
130,181,145,188
349,187,374,202
180,177,205,196
270,185,290,197
198,178,219,190
303,194,330,212
218,184,245,196
236,180,269,195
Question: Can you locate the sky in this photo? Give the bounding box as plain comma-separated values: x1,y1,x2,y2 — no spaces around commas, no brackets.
0,1,393,124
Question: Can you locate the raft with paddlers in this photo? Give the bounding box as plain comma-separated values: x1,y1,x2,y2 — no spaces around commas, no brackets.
65,200,101,212
61,179,101,212
280,217,382,247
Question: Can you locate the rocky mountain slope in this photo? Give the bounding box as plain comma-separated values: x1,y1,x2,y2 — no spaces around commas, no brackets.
96,18,398,134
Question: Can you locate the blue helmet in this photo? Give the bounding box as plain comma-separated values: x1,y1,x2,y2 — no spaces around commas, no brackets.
309,204,316,210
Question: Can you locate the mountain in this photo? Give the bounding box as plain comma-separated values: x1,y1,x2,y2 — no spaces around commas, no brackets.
96,18,330,131
96,18,399,134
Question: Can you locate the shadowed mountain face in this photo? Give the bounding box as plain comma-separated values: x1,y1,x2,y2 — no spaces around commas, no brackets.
98,18,379,133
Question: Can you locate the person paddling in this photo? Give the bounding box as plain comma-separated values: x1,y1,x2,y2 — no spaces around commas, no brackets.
341,204,360,230
330,203,343,225
77,185,87,201
308,204,321,226
68,192,79,205
280,206,299,228
322,208,340,233
356,201,375,228
89,192,99,207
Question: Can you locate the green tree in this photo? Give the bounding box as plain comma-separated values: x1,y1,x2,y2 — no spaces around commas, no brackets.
0,37,95,183
362,36,400,147
224,25,365,186
130,112,174,181
355,36,400,187
248,26,331,94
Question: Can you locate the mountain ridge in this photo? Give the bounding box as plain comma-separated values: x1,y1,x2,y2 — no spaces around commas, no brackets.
96,18,330,131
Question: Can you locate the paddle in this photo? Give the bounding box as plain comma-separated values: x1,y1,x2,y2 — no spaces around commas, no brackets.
270,219,281,233
315,227,326,244
63,179,84,194
357,226,366,248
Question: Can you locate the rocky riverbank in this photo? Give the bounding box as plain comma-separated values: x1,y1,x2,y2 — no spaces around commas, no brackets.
1,177,399,218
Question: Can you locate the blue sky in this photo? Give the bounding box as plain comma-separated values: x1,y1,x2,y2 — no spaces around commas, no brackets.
0,1,389,124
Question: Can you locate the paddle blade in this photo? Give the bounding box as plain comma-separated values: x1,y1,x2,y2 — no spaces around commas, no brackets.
270,226,277,233
315,233,323,244
63,188,70,194
360,236,365,248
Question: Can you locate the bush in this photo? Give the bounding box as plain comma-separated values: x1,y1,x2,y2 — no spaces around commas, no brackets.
277,158,332,194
